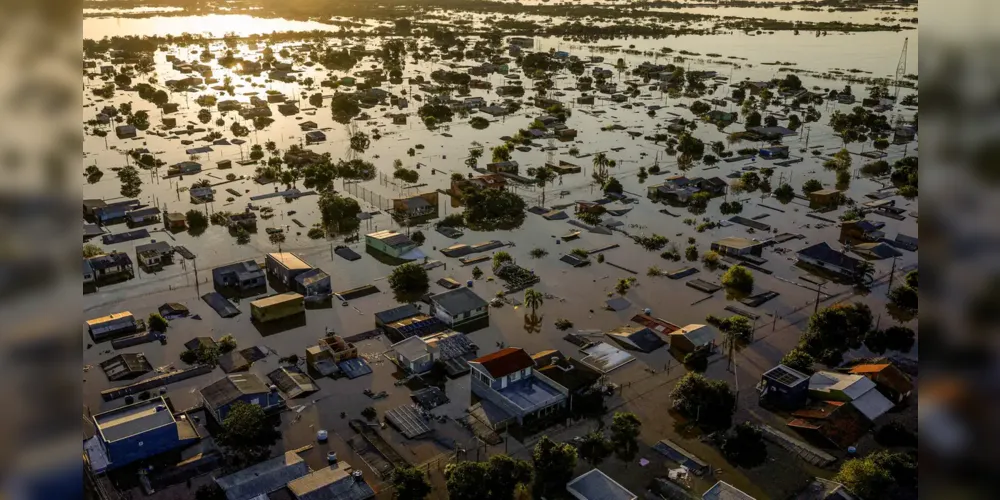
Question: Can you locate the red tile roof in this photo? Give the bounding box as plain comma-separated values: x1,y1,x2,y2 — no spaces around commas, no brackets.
471,347,534,378
848,363,890,374
850,363,913,395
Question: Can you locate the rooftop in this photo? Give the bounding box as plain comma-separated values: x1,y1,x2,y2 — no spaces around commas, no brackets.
498,377,565,412
809,371,876,400
375,304,423,325
86,311,134,327
702,481,756,500
671,324,718,347
366,230,415,248
215,451,310,500
797,242,862,273
431,287,488,315
94,397,176,443
566,468,637,500
849,363,913,395
200,373,271,410
267,252,311,270
764,364,810,387
714,237,760,250
295,268,330,288
471,347,535,378
135,240,172,255
286,462,375,500
392,335,430,361
251,292,304,309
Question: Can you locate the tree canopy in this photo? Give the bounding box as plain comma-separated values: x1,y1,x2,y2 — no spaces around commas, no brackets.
391,467,432,500
531,436,578,499
216,402,280,467
670,372,735,429
445,455,532,500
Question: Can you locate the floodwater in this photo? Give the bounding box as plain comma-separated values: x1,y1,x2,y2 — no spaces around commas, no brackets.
83,6,917,498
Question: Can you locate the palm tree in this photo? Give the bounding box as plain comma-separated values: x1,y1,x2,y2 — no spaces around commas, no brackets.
523,288,544,316
853,261,875,289
592,152,609,184
534,166,557,208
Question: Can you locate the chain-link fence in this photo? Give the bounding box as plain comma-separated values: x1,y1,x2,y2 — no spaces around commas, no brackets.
343,181,394,211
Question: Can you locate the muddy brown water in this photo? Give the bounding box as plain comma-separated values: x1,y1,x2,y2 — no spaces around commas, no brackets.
83,13,917,498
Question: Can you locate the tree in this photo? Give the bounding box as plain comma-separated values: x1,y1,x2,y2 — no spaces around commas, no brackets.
614,278,633,297
330,93,361,123
740,172,761,191
721,422,767,468
799,303,873,365
904,270,918,289
411,230,426,245
388,263,429,297
118,164,143,198
492,251,513,272
471,266,484,280
677,133,705,159
445,455,532,500
835,451,916,500
746,110,762,128
888,285,918,315
216,402,280,467
577,431,613,467
763,115,778,128
788,114,802,130
802,179,823,195
774,183,795,201
722,265,754,294
186,209,208,233
349,131,371,154
317,191,361,233
592,152,610,183
670,372,735,429
610,412,641,467
603,177,623,196
148,313,168,332
491,143,512,163
391,467,431,500
534,166,557,207
716,315,754,343
780,348,815,374
218,334,237,353
853,261,875,289
523,288,544,316
532,436,578,499
466,147,484,169
689,191,711,209
83,243,104,258
464,188,526,230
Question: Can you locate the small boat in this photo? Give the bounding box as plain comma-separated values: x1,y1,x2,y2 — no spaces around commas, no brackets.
561,230,582,241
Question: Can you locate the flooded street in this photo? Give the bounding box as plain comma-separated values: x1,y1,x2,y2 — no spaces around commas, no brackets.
83,2,918,498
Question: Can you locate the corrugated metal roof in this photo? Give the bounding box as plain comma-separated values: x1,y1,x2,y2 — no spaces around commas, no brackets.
215,451,309,500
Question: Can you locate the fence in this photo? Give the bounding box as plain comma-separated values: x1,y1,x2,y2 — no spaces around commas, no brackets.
343,181,394,211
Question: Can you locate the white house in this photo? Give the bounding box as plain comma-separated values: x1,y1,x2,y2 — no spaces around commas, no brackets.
429,287,489,331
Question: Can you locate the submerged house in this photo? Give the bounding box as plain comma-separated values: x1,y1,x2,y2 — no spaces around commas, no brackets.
212,260,266,291
758,364,810,410
365,230,422,260
134,240,173,270
392,192,439,220
200,373,283,424
84,397,200,473
469,347,568,426
808,371,894,421
796,242,864,278
429,287,489,331
214,451,310,500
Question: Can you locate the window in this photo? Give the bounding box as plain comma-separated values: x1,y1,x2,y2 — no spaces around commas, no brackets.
510,370,521,382
251,397,260,406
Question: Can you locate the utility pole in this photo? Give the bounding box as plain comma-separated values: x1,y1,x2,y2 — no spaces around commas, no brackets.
814,281,825,314
886,254,898,296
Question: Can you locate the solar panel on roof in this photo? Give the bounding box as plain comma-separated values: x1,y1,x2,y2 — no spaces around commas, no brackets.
768,366,805,386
